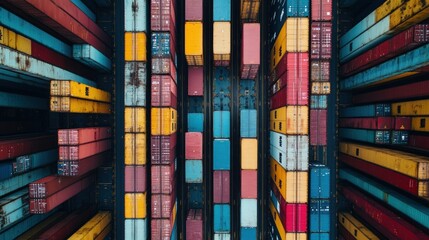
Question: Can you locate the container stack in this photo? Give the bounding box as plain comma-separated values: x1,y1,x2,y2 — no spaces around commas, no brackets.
338,0,429,239
309,164,330,239
151,0,178,238
123,0,148,238
268,0,310,239
239,1,260,239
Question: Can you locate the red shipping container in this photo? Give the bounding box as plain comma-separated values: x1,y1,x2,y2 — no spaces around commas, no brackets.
394,117,411,130
311,22,332,60
311,60,330,82
125,166,146,193
310,110,327,145
58,152,108,176
0,135,57,161
271,53,309,96
151,219,174,240
338,117,394,130
151,0,176,37
241,170,257,199
59,139,111,160
188,67,204,96
186,209,203,240
151,192,176,219
241,23,260,80
185,0,203,21
30,175,95,214
340,185,429,240
409,134,429,150
185,132,203,159
58,127,111,145
213,170,230,203
151,75,178,108
29,174,86,199
311,0,332,21
270,73,309,108
152,57,178,83
151,135,177,164
151,163,175,194
269,51,288,84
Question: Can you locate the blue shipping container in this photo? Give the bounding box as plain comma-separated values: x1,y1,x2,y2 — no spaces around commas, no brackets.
151,33,174,58
73,44,112,71
310,164,330,199
185,160,203,183
287,0,309,17
311,95,327,109
241,199,257,227
188,113,204,132
0,162,13,181
310,233,330,240
339,104,391,117
213,0,231,21
71,0,96,21
340,11,375,47
0,210,56,240
391,131,408,144
124,0,146,32
188,183,203,208
213,139,230,170
213,111,230,138
125,62,146,107
125,219,147,240
241,227,257,240
0,166,51,196
0,91,47,110
339,128,390,144
214,204,231,232
240,109,257,137
310,199,330,232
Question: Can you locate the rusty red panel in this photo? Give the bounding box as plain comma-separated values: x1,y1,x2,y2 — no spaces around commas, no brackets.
151,75,177,108
213,170,230,203
151,135,177,164
185,132,203,160
151,163,175,194
125,165,146,193
151,192,176,219
0,135,57,161
310,110,327,145
338,117,394,130
311,22,332,60
58,152,107,176
59,139,111,160
58,127,111,145
186,209,203,240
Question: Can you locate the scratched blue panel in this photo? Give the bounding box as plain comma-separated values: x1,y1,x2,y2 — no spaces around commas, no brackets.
124,0,146,31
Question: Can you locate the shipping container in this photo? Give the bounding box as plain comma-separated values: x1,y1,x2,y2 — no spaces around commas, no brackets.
59,139,111,160
151,192,175,219
311,0,332,21
124,107,146,133
58,152,107,176
188,113,204,132
185,22,203,65
185,160,203,183
241,23,260,79
185,132,203,159
125,133,147,165
310,110,327,145
151,135,176,164
125,62,147,106
186,0,203,21
151,163,175,194
311,22,332,60
213,111,231,138
213,171,230,203
214,204,230,232
124,193,147,218
310,200,330,232
151,0,176,33
50,80,111,103
151,108,178,135
310,164,330,199
50,97,111,114
69,211,112,240
241,170,257,199
125,32,147,61
188,67,204,96
338,212,380,240
213,0,231,21
213,22,231,66
151,75,178,107
186,209,203,240
270,132,309,171
125,219,147,240
124,165,146,192
213,139,231,170
241,0,260,21
271,159,308,203
240,109,257,137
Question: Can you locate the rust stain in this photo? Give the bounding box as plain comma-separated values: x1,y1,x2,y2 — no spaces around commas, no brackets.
129,70,142,87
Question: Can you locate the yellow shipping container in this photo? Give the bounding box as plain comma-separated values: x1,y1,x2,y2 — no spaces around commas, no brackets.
50,80,111,103
185,22,203,65
0,26,8,46
125,32,147,61
50,97,110,114
269,201,307,240
392,99,429,116
124,107,146,133
213,22,231,55
241,138,258,169
124,193,146,219
94,223,112,240
389,0,429,31
7,29,16,49
311,82,331,95
16,34,31,55
412,117,429,132
68,211,112,240
375,0,406,22
338,212,380,240
151,108,177,135
124,133,146,165
270,107,287,121
340,142,429,179
270,106,308,135
271,159,308,203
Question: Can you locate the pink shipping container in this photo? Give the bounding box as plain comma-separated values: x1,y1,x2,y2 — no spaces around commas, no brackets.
311,60,330,82
186,209,203,240
151,191,176,219
151,75,178,108
185,0,203,21
310,110,327,145
213,170,230,203
241,170,257,199
151,219,174,240
30,175,94,214
338,117,394,130
125,166,146,192
394,117,412,130
59,139,111,160
311,0,332,21
185,132,203,159
271,53,309,96
58,152,108,176
151,0,176,37
58,127,111,145
188,66,204,96
241,23,260,79
151,163,175,194
152,57,178,83
151,135,177,164
311,22,332,59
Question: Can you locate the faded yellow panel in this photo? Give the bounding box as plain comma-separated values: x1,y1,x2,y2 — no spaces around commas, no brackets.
125,32,147,61
185,22,203,56
213,22,231,55
412,117,429,132
338,212,380,240
311,82,331,94
271,159,308,203
151,108,177,135
16,34,31,55
286,18,309,52
125,107,146,133
124,133,146,165
389,0,429,31
392,99,429,116
8,29,16,49
375,0,405,22
124,193,146,218
241,138,258,169
68,212,111,240
50,80,111,103
0,26,9,46
50,97,110,114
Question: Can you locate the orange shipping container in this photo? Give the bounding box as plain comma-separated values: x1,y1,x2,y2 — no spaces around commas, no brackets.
241,139,258,170
125,32,147,61
124,107,146,133
124,193,146,218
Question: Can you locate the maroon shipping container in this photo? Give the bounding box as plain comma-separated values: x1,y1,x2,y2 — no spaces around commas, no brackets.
58,152,108,176
151,191,176,219
151,219,174,240
30,175,95,214
152,57,178,83
151,163,175,194
29,174,91,199
185,0,203,21
59,139,111,160
151,135,177,164
409,134,429,150
311,60,330,82
311,22,332,60
341,24,429,77
241,23,260,80
310,110,327,145
37,208,94,240
271,53,309,96
241,170,257,199
311,0,332,21
151,0,176,37
213,170,230,203
58,127,111,145
338,117,394,130
340,185,429,240
151,75,178,108
188,67,204,96
185,132,203,160
269,51,288,84
0,135,57,161
186,209,203,240
125,166,146,193
394,117,411,130
270,72,309,108
339,153,421,197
